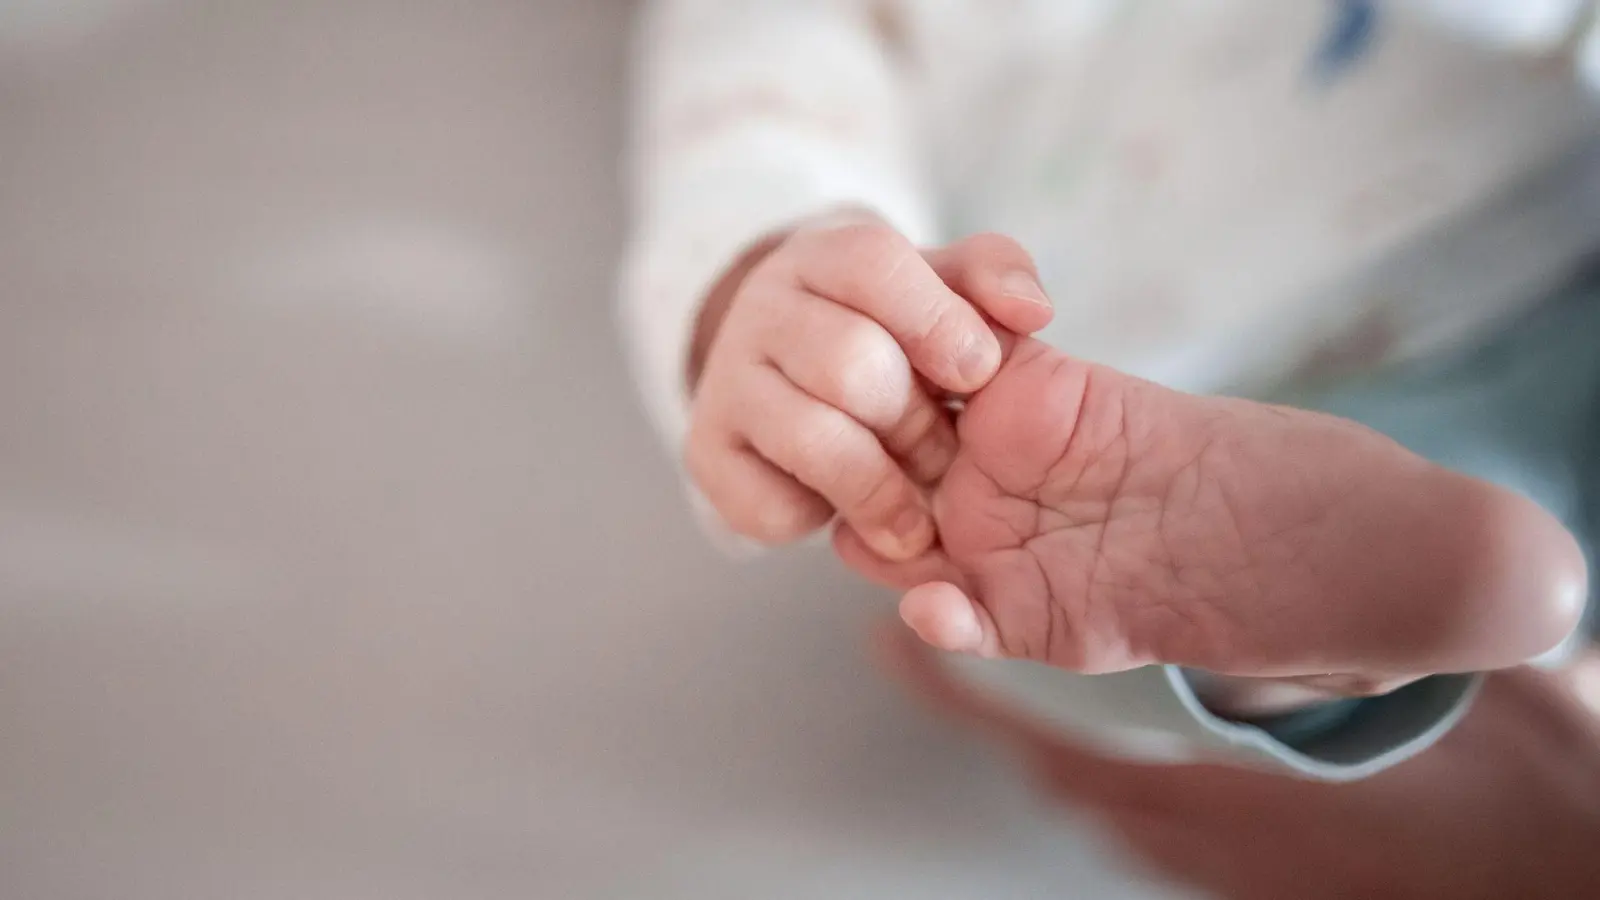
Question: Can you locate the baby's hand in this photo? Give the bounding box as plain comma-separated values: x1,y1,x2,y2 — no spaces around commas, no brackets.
687,214,1053,560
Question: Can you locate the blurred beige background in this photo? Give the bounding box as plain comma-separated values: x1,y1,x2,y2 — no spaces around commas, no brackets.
0,2,1177,897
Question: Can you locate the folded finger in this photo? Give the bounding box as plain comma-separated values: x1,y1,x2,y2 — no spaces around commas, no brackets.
684,425,833,546
765,294,957,484
739,364,935,561
922,232,1054,336
787,220,1002,394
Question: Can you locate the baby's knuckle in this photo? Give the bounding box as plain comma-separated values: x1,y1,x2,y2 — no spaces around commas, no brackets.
825,327,905,416
731,498,809,544
725,514,778,544
763,498,831,543
790,408,854,467
893,400,941,447
737,292,797,341
827,220,904,260
918,300,972,355
847,463,907,514
718,505,766,542
681,426,720,483
826,223,914,289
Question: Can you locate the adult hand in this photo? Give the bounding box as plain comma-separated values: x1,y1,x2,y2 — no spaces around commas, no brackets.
837,336,1587,687
882,628,1600,900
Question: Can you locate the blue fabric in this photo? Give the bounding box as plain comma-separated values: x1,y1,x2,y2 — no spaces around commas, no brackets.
1309,0,1380,86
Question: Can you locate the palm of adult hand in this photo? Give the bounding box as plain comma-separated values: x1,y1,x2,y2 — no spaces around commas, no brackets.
837,338,1584,679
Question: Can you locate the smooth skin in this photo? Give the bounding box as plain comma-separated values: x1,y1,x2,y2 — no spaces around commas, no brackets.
685,211,1053,562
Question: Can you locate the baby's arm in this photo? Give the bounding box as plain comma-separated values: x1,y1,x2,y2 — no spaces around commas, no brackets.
622,2,1054,557
619,0,935,458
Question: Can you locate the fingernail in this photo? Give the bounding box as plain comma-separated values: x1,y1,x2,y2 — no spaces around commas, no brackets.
895,506,929,540
943,598,985,651
902,585,984,652
878,507,931,558
956,333,1000,385
1000,270,1051,309
911,437,954,483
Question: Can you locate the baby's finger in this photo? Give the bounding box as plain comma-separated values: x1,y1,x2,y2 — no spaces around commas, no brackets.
787,221,1002,394
740,365,935,561
923,233,1054,336
767,295,957,483
683,427,833,546
831,521,956,590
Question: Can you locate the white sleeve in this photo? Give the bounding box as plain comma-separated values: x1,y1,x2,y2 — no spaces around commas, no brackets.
1395,0,1600,90
617,0,938,471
